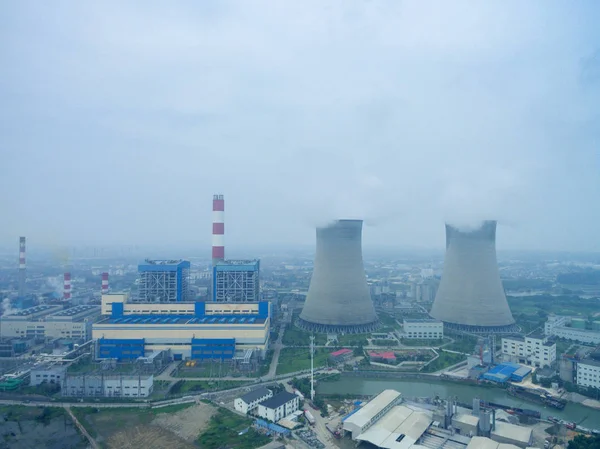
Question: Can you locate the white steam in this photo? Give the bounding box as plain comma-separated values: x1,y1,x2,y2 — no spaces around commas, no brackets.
2,298,16,316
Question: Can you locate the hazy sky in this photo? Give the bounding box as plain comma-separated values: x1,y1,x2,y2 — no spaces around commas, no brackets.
1,1,599,252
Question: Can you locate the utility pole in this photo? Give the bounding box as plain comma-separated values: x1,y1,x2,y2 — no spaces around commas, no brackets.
310,335,315,402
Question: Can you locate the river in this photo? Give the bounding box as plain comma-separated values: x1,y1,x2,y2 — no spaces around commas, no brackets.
317,377,600,429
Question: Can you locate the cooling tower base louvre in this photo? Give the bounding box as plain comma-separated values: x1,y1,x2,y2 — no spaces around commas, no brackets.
441,322,521,335
296,318,380,335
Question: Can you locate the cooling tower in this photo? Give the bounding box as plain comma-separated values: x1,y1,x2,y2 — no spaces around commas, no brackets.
430,221,516,331
298,219,378,334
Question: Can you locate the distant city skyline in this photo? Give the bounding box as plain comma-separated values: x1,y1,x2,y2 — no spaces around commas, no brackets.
1,1,599,252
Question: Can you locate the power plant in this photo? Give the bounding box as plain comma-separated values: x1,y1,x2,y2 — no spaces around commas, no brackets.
298,219,378,334
429,221,517,333
212,194,225,266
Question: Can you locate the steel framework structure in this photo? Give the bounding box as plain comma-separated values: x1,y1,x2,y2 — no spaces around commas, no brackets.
138,259,190,302
213,260,260,302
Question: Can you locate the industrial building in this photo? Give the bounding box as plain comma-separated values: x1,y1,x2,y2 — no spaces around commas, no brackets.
0,305,100,341
61,373,153,398
234,387,273,414
575,358,600,390
256,391,300,422
30,364,67,386
501,334,556,368
93,294,270,360
343,390,533,449
212,260,260,302
402,319,443,340
429,221,517,333
544,315,600,344
138,259,190,302
299,219,379,334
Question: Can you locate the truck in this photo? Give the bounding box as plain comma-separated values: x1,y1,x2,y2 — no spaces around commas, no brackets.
304,410,316,425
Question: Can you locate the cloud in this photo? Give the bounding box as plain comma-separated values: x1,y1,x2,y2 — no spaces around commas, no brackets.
0,0,599,251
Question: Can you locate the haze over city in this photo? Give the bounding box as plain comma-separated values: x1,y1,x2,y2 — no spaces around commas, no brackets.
1,1,599,252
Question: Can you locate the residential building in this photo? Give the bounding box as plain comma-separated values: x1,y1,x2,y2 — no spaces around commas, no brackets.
501,334,556,368
256,391,299,422
234,387,273,415
403,319,443,339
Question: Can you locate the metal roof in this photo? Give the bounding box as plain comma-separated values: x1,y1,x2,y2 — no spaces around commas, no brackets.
102,314,266,325
239,387,272,404
258,391,297,410
344,389,402,428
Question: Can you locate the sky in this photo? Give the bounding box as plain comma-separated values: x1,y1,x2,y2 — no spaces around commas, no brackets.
1,0,599,253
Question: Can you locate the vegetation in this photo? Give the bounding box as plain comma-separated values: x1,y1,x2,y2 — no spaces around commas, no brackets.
568,434,600,449
170,379,249,394
421,351,466,373
558,271,600,286
276,348,329,375
259,349,274,376
282,327,326,346
443,335,478,353
197,408,270,449
371,339,398,346
336,333,369,346
401,338,445,347
502,279,552,291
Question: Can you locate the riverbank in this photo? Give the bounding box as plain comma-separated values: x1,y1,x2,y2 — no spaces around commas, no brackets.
318,375,600,428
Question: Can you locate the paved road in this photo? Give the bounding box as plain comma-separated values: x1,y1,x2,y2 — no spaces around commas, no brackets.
267,322,286,379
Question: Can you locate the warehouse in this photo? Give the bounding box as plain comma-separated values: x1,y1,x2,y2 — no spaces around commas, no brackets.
93,294,271,360
0,305,100,341
61,373,153,398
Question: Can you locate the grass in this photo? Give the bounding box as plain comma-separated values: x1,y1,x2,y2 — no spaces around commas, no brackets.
377,312,400,331
442,335,478,353
336,333,369,346
282,326,326,346
276,348,329,375
401,338,445,347
176,360,235,378
0,405,65,422
371,339,398,346
171,379,250,394
198,408,270,449
421,351,466,373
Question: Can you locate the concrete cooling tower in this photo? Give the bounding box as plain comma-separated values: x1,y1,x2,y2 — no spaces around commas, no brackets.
430,221,517,333
298,219,379,334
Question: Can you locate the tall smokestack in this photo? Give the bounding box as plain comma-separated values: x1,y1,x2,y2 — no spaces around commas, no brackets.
63,272,71,301
212,194,225,266
18,237,26,297
101,272,109,295
429,221,516,331
298,219,379,333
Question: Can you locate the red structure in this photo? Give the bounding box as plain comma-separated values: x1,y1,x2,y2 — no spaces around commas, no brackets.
101,272,109,294
212,194,225,266
63,272,71,301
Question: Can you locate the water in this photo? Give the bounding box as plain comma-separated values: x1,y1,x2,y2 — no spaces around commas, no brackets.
317,377,600,429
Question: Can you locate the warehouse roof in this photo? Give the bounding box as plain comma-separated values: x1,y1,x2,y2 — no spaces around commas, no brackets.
239,387,272,404
259,391,297,410
491,421,532,445
344,390,402,429
99,315,266,325
355,405,432,449
466,437,520,449
330,348,353,357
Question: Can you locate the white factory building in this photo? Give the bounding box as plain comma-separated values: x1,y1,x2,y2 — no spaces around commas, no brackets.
576,358,600,390
256,392,300,422
545,315,600,344
0,305,101,341
402,319,443,340
234,387,273,414
501,334,556,368
342,390,533,449
30,364,67,386
61,374,153,398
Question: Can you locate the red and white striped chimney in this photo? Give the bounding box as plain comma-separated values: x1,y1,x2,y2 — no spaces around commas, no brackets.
212,194,225,266
101,272,109,294
18,237,26,297
63,272,71,301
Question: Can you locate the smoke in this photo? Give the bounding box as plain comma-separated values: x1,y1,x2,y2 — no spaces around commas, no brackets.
1,298,16,316
47,276,64,297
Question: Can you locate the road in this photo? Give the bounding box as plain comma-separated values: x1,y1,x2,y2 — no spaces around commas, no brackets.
267,322,286,379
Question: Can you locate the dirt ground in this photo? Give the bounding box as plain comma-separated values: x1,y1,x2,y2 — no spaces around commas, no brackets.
153,403,217,441
107,425,197,449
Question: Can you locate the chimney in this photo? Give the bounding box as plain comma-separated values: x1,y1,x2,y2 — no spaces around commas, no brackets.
212,194,225,266
18,237,26,297
63,272,71,301
101,272,109,294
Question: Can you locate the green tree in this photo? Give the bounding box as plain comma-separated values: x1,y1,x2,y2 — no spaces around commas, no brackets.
568,434,600,449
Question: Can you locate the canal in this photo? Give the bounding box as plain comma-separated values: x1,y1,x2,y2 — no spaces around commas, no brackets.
317,377,600,429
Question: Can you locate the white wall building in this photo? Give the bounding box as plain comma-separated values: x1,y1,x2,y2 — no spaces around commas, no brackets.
343,389,403,440
545,315,600,345
403,319,443,339
234,387,273,414
502,334,556,368
30,364,67,386
62,374,153,398
256,392,299,422
576,359,600,390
